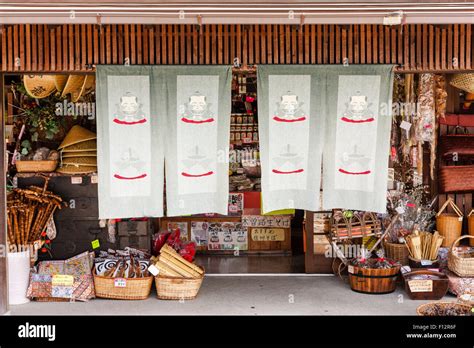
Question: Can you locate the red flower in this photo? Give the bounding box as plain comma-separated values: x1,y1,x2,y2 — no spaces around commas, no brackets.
41,247,47,253
41,231,47,237
360,258,367,263
45,240,51,244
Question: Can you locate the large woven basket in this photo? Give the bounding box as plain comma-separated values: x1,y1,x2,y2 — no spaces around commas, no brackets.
468,210,474,247
439,165,474,193
383,241,410,265
416,301,472,316
16,160,58,173
93,271,153,300
155,268,204,300
450,73,474,93
448,235,474,277
436,198,463,247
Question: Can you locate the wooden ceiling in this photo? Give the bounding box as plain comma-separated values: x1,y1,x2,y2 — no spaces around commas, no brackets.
0,24,472,73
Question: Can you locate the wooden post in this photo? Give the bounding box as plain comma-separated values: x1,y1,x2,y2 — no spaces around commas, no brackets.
0,73,8,314
304,210,316,273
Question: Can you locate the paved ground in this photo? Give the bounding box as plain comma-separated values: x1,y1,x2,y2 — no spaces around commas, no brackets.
8,275,454,316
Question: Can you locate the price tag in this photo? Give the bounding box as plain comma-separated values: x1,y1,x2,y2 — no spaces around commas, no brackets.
408,279,433,293
250,228,285,242
71,176,83,184
52,274,74,287
114,278,127,288
458,217,463,222
91,239,100,249
400,120,412,131
420,259,433,266
148,265,160,276
348,265,354,274
91,175,98,184
400,265,411,274
395,206,405,214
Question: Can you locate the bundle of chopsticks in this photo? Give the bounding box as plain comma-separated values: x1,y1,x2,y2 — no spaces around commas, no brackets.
151,244,204,278
404,230,444,261
7,177,63,252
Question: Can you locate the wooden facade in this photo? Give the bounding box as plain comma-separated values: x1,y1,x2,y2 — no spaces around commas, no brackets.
0,24,473,73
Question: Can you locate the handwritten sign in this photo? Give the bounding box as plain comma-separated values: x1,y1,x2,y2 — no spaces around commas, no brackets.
408,279,433,293
52,274,74,287
250,228,285,242
114,278,127,288
242,215,291,228
91,239,100,249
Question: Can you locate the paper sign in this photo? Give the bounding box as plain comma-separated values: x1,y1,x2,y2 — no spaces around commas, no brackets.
91,175,98,184
242,215,291,228
400,265,412,274
148,265,159,276
250,228,285,242
348,265,354,274
400,120,412,131
91,239,100,249
395,206,405,214
408,279,433,292
420,259,433,266
52,274,74,287
114,278,127,288
71,176,83,184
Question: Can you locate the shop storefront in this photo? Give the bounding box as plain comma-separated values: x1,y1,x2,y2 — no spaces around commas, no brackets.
1,1,474,317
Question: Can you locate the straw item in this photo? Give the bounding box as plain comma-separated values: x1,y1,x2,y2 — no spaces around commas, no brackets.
56,165,97,174
62,157,97,166
155,271,205,300
405,231,444,261
93,271,153,300
383,241,410,265
72,75,95,102
448,235,474,277
61,151,96,158
61,140,97,152
450,73,474,93
436,198,463,247
54,75,68,92
16,160,58,173
468,210,474,247
23,75,56,99
58,125,96,150
61,75,86,99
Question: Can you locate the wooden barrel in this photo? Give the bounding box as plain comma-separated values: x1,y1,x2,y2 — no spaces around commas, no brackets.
348,264,401,294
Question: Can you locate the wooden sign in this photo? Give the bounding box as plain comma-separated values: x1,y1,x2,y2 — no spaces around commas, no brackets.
250,228,285,242
242,215,291,228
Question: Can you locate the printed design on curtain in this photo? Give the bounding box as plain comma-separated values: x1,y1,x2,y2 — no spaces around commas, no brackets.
112,92,147,125
108,75,152,197
179,92,215,124
177,75,219,195
335,75,381,191
113,147,147,180
341,92,375,124
272,91,307,123
268,75,310,190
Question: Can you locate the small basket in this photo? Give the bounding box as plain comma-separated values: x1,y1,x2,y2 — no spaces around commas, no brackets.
93,271,153,300
416,301,472,316
448,235,474,277
468,210,474,247
436,198,463,247
16,160,58,173
155,268,205,300
383,241,410,265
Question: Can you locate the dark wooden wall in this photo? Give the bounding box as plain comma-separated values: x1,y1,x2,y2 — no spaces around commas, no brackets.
0,24,472,72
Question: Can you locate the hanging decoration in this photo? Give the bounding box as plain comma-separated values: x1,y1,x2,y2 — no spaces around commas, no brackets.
258,65,325,213
161,66,232,216
96,66,164,219
323,65,394,213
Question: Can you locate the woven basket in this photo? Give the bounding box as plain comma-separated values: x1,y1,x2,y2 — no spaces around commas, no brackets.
93,271,153,300
16,160,58,173
155,268,204,300
439,165,474,193
468,210,474,247
436,198,463,247
457,292,474,306
448,235,474,277
416,302,472,316
383,241,410,265
450,73,474,93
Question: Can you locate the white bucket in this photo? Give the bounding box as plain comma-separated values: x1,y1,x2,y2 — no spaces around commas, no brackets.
8,250,31,305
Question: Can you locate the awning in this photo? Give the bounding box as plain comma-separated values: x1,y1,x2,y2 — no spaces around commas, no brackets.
0,1,473,24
